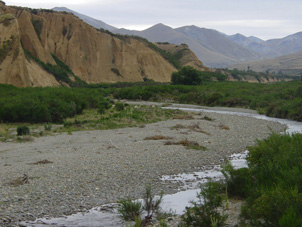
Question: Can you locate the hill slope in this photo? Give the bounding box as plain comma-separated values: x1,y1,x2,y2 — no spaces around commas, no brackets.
230,51,302,75
115,23,260,68
52,7,116,31
156,42,208,71
227,32,302,59
0,3,177,87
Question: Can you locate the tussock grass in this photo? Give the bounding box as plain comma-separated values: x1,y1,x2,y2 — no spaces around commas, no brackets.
144,135,173,140
201,115,215,121
219,124,230,130
28,159,53,165
188,124,211,135
165,138,206,150
171,123,210,135
171,124,186,129
173,114,194,120
62,105,182,132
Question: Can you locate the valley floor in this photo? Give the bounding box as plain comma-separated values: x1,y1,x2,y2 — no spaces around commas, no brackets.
0,106,286,226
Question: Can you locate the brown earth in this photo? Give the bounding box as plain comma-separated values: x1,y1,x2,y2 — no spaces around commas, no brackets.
156,43,208,71
0,2,177,87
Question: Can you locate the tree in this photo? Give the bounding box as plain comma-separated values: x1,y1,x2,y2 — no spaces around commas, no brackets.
171,66,209,85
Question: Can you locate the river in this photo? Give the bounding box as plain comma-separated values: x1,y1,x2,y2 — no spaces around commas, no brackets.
21,106,302,227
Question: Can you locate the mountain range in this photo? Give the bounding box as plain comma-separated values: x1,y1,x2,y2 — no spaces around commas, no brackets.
54,7,302,71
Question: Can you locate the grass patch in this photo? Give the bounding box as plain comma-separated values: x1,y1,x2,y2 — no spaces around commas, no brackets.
201,115,215,121
144,135,173,140
16,135,34,142
61,105,182,132
173,114,194,120
219,124,230,130
28,159,53,165
188,124,211,135
171,123,210,135
165,138,206,150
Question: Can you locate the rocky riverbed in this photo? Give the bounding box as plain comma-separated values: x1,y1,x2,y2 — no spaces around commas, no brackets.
0,109,286,226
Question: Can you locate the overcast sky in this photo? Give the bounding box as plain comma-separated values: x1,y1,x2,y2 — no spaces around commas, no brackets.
5,0,302,40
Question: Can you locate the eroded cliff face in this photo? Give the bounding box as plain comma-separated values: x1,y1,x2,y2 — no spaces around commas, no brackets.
0,4,59,87
0,3,177,87
156,43,209,71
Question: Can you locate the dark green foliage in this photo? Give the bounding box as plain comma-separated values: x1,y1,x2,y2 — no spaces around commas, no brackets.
98,97,112,114
31,19,43,39
171,67,226,85
115,102,125,111
224,133,302,226
0,85,106,123
117,185,163,225
112,81,302,121
22,46,86,87
62,25,67,36
0,37,13,63
111,68,122,76
227,68,300,82
181,181,228,227
117,199,143,221
143,185,164,221
222,163,253,198
171,66,210,85
17,126,30,136
44,124,52,131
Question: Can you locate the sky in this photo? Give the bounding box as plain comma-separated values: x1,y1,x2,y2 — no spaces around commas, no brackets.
4,0,302,40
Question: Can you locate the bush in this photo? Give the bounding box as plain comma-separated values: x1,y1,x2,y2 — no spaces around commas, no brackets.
44,124,52,131
0,85,107,123
143,185,164,222
225,133,302,226
171,66,209,85
117,185,164,225
115,102,125,111
17,126,30,136
117,199,143,221
181,181,228,227
222,163,253,198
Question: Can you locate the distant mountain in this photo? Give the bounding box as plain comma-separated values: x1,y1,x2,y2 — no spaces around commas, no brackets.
176,26,261,63
115,24,261,68
230,51,302,75
266,32,302,56
52,7,116,31
52,7,302,70
227,32,302,59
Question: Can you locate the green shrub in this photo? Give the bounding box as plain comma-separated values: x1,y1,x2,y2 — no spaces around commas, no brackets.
181,181,228,227
117,185,164,225
0,85,106,123
171,66,210,85
115,102,125,111
222,163,253,198
17,126,30,136
117,198,143,221
143,185,164,222
31,19,43,39
228,133,302,226
44,124,52,131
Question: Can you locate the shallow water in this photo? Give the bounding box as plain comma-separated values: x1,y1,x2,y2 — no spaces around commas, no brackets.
21,108,302,226
167,107,302,134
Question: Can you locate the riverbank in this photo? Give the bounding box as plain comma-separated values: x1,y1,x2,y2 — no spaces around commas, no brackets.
0,108,286,226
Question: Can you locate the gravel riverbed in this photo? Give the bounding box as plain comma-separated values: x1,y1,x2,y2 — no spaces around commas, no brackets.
0,109,286,226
